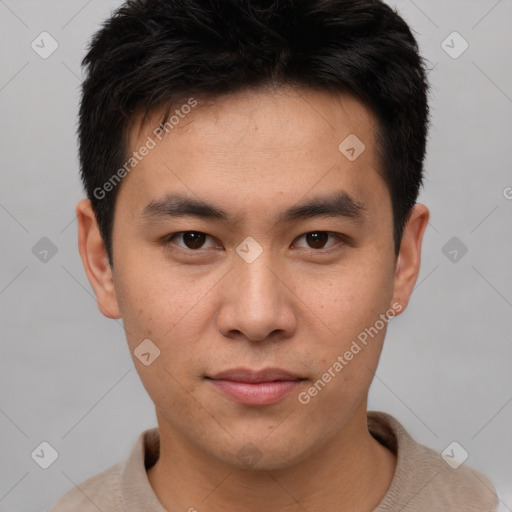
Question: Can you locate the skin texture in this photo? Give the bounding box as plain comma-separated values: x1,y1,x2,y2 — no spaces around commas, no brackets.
77,85,429,512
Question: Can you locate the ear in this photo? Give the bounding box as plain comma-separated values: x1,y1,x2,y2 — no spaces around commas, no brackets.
76,198,121,319
391,203,430,313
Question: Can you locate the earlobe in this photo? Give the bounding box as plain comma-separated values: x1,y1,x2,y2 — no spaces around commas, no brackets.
76,198,121,319
391,204,430,312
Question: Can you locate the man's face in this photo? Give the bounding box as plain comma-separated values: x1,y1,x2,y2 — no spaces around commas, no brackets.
103,87,401,468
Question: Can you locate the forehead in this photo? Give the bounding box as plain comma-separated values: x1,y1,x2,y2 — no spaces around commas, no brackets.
132,86,377,155
120,86,388,222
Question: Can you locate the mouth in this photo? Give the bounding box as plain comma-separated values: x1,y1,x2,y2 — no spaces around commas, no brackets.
205,367,307,406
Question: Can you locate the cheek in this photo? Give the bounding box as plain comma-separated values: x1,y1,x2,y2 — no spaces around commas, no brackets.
295,258,394,404
114,256,209,339
299,259,394,345
112,269,202,407
112,259,221,387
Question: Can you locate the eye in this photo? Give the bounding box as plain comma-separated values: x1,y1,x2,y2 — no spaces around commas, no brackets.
163,231,217,250
161,230,346,253
293,231,345,251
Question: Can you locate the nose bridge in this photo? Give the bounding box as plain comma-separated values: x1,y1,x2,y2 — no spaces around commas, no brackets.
235,245,282,311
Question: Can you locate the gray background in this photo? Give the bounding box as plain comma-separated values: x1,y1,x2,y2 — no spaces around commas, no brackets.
0,0,511,510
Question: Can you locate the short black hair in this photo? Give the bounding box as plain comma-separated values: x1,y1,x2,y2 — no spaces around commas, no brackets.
79,0,431,267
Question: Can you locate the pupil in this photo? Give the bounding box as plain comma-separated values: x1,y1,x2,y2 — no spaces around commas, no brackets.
307,232,327,249
184,232,205,249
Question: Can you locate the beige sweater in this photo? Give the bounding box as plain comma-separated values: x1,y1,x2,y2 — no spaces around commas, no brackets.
47,411,500,511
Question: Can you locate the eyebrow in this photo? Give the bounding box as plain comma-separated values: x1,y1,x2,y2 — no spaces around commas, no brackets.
139,191,367,225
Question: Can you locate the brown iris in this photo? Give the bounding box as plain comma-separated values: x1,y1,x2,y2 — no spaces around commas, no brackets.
305,232,329,249
182,232,207,249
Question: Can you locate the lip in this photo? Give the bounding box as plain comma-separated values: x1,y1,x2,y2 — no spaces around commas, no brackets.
206,367,306,406
208,367,304,383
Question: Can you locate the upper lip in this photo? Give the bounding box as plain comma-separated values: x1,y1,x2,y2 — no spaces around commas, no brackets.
207,367,304,382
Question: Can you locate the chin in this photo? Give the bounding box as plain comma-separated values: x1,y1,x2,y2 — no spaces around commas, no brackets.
214,436,315,471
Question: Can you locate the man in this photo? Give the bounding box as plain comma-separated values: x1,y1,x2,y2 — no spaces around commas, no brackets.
48,0,500,510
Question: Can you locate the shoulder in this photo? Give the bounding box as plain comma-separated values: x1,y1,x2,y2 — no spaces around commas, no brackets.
368,411,499,511
46,427,159,512
47,461,123,512
413,441,498,510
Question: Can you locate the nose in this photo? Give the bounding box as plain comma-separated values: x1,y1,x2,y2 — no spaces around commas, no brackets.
216,250,297,342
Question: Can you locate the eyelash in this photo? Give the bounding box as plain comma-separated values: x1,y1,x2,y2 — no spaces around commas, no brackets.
161,231,347,255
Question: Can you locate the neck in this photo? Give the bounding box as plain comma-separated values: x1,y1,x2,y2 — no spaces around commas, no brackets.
147,404,396,512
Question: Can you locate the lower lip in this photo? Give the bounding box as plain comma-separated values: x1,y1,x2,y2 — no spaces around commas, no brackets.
207,379,304,406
